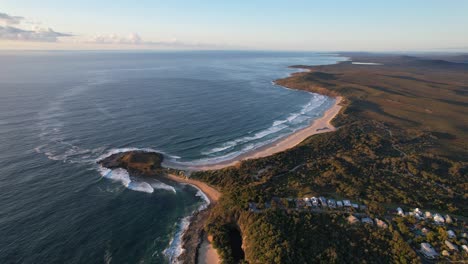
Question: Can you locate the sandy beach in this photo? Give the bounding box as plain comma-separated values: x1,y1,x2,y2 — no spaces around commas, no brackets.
191,96,343,171
166,173,221,203
165,92,343,264
165,173,221,264
197,235,220,264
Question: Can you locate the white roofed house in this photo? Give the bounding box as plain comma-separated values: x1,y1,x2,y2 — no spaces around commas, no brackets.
327,199,336,208
445,240,459,252
397,207,404,216
375,218,388,229
425,211,432,219
343,200,352,207
303,198,312,207
444,214,453,224
420,243,439,259
361,217,373,225
310,197,319,206
336,201,343,207
462,245,468,253
319,196,327,207
433,213,445,224
447,230,456,239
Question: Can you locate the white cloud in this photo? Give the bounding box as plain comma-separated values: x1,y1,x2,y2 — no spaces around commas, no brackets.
88,33,142,44
0,12,24,25
85,33,219,49
0,12,71,42
0,26,72,42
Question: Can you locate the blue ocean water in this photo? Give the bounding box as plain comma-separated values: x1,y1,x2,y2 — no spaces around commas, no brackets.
0,51,345,263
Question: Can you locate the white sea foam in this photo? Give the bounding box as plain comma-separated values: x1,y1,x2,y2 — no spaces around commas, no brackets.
127,181,154,193
151,181,177,193
352,62,382,65
201,93,327,157
163,183,211,263
163,216,191,264
99,167,131,187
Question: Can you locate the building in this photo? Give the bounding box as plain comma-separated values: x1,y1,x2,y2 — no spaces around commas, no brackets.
462,245,468,253
445,240,459,251
375,218,388,229
248,202,260,213
361,217,373,225
327,199,336,208
425,211,432,219
319,196,327,207
420,243,439,259
303,198,312,207
433,213,445,224
352,203,359,209
441,250,450,257
445,214,453,224
447,230,456,239
336,201,343,207
347,215,359,224
310,197,318,207
359,204,367,211
343,200,352,207
295,199,306,208
397,207,404,216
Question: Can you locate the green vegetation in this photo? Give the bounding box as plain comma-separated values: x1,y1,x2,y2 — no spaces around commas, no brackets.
195,54,468,263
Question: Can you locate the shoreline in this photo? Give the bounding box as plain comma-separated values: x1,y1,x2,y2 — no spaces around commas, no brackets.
164,66,343,264
165,173,221,264
189,95,343,171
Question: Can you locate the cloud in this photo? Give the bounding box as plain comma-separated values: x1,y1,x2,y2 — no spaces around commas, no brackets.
88,33,143,44
86,33,219,48
0,12,24,25
0,25,72,42
0,12,71,42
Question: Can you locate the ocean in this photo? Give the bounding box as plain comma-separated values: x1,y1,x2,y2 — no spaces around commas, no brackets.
0,51,345,263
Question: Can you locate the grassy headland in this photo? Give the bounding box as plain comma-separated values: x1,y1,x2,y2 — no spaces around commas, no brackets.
192,53,468,263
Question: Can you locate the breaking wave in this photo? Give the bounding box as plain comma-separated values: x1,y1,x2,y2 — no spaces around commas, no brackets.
97,165,176,194
163,183,211,263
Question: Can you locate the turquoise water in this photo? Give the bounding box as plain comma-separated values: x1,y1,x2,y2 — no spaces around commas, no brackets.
0,51,345,263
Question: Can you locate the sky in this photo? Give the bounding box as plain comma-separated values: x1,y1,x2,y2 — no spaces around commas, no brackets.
1,0,467,51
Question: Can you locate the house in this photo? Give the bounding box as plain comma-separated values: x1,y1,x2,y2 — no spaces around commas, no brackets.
414,208,422,215
319,196,327,207
420,243,439,259
303,198,312,207
361,217,373,225
445,240,459,251
310,197,319,207
462,245,468,253
359,204,367,211
433,213,445,224
248,202,260,213
336,201,343,207
425,211,432,219
295,199,306,208
447,230,456,239
347,215,359,224
343,200,352,207
327,199,336,208
445,214,453,224
375,218,388,229
441,250,450,257
397,207,404,216
352,203,359,209
422,227,430,235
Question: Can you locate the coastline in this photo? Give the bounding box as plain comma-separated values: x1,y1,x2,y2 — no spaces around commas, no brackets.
190,96,343,171
165,173,221,264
